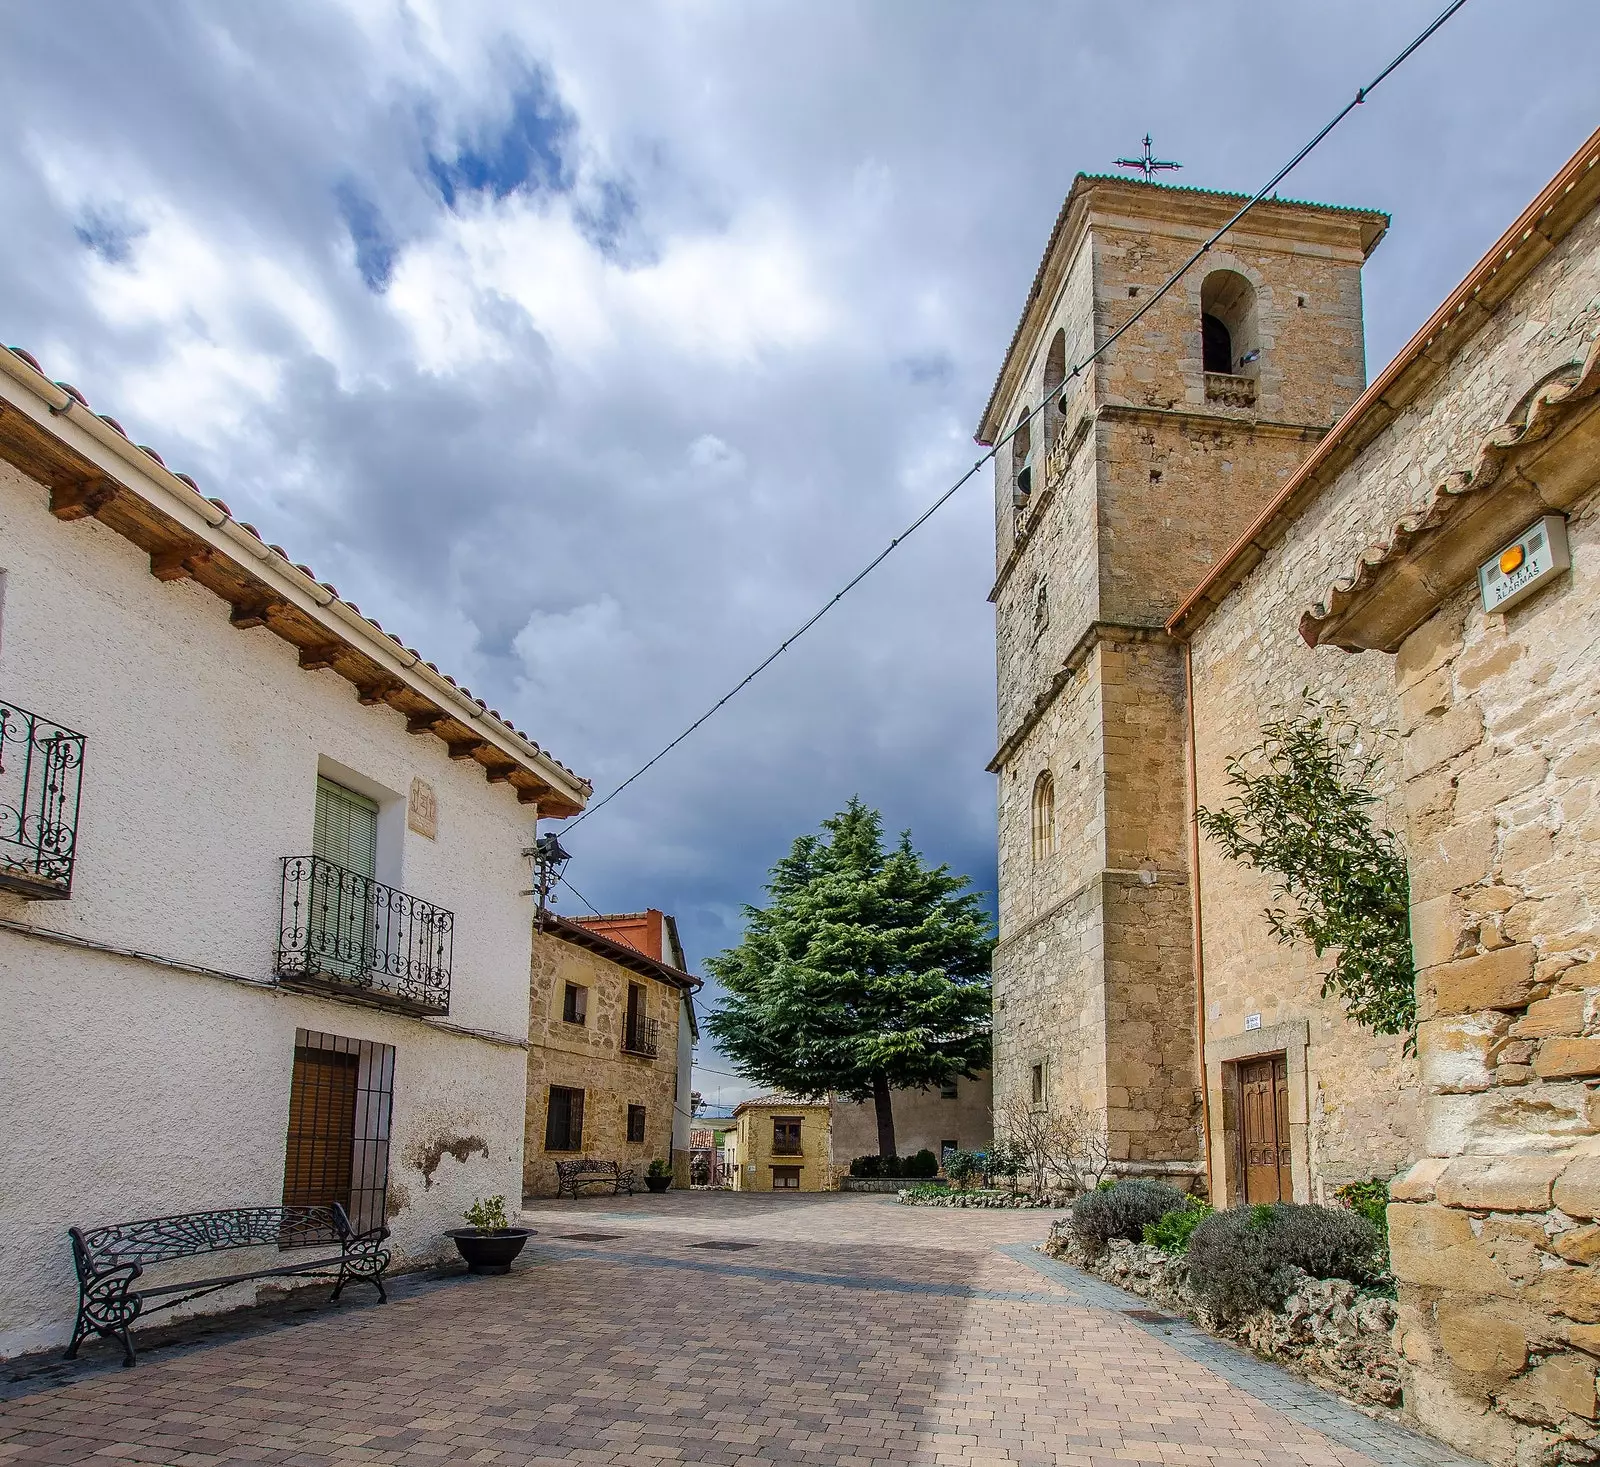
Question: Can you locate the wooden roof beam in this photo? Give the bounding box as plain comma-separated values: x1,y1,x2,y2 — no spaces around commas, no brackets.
150,545,214,582
50,477,117,522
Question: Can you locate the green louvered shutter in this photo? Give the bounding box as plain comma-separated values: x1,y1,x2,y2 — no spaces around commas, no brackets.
313,779,378,878
311,779,378,976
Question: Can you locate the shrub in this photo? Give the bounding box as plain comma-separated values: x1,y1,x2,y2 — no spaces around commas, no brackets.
1071,1179,1187,1250
909,1148,939,1179
1187,1202,1385,1322
944,1149,982,1188
463,1195,508,1231
850,1155,880,1178
1143,1199,1213,1255
1334,1177,1391,1238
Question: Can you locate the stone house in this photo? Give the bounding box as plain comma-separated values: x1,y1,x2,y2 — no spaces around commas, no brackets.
0,343,589,1358
1290,136,1600,1466
980,170,1388,1193
830,1071,993,1173
523,911,700,1197
729,1097,832,1192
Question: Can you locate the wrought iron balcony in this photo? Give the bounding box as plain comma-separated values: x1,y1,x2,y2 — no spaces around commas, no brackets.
0,701,86,900
276,856,453,1016
621,1016,660,1058
771,1142,803,1157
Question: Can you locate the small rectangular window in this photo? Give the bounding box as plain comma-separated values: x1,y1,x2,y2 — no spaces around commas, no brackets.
627,1104,647,1144
773,1117,802,1155
772,1167,801,1190
940,1080,958,1100
545,1085,585,1151
562,983,587,1025
1031,1063,1045,1107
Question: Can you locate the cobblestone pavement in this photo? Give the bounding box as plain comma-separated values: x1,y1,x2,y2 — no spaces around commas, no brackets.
0,1193,1473,1466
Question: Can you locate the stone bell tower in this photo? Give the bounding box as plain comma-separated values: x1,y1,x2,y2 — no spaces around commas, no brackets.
980,174,1387,1181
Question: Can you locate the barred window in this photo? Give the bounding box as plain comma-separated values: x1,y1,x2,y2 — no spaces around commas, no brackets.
545,1085,585,1151
627,1104,647,1144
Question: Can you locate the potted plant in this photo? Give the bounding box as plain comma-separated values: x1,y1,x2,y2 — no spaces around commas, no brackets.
447,1195,533,1274
645,1159,673,1193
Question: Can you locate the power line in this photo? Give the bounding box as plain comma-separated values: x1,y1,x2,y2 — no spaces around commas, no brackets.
557,875,603,917
561,0,1470,834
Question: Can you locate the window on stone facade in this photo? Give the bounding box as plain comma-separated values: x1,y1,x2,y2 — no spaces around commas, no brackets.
1200,269,1258,377
562,982,588,1025
1033,580,1049,635
1031,1062,1046,1107
772,1167,801,1189
627,1103,646,1144
773,1117,802,1155
1011,407,1033,502
1031,771,1055,863
545,1085,585,1151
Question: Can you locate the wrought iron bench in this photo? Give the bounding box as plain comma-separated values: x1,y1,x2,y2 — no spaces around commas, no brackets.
555,1158,635,1198
66,1204,390,1367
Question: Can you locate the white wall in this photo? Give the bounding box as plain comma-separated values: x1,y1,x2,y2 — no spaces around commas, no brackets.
0,458,540,1356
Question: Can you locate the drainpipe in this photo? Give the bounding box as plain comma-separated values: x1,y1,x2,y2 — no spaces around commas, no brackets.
1183,640,1214,1201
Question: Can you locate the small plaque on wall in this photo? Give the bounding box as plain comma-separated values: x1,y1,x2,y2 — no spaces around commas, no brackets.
1244,1013,1262,1031
408,777,438,840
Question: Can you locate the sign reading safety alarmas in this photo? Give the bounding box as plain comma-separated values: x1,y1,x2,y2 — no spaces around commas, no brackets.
1478,515,1571,615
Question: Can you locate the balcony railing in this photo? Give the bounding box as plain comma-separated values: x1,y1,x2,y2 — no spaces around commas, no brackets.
1204,371,1258,407
276,856,453,1016
621,1016,660,1058
771,1141,803,1156
0,701,86,900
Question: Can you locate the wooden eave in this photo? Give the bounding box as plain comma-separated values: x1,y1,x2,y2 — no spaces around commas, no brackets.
1167,124,1600,642
539,913,702,992
0,354,590,819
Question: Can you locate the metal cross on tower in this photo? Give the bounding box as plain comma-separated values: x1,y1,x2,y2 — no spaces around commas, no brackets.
1114,134,1182,184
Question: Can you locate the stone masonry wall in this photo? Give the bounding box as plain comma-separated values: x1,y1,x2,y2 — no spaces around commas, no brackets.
1186,201,1600,1211
1386,486,1600,1467
523,933,681,1197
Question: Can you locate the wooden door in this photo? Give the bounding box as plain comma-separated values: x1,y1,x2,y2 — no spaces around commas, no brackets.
1240,1054,1292,1203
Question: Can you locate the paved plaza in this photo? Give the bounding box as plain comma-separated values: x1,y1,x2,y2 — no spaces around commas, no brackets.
0,1193,1471,1467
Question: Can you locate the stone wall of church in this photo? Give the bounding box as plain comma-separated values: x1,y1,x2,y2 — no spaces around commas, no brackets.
1186,200,1600,1210
1385,481,1600,1467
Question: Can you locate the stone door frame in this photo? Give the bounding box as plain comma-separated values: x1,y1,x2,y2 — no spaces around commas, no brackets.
1203,1018,1310,1207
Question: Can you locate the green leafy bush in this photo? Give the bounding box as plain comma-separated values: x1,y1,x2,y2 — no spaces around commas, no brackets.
1187,1203,1385,1322
1143,1199,1213,1255
647,1158,672,1179
1072,1179,1187,1250
849,1155,880,1177
1196,698,1414,1047
463,1195,508,1232
944,1150,982,1187
1334,1177,1391,1238
908,1148,939,1179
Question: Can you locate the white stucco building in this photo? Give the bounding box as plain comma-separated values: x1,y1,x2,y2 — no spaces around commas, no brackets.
0,344,589,1357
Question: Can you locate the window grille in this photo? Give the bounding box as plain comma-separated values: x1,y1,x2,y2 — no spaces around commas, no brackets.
546,1086,585,1151
627,1104,647,1144
281,1029,394,1243
563,983,588,1024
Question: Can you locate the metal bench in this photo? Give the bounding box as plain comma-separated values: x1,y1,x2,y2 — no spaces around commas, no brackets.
555,1158,635,1198
66,1204,390,1367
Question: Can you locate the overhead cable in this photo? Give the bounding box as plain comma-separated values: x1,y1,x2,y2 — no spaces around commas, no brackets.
560,0,1470,832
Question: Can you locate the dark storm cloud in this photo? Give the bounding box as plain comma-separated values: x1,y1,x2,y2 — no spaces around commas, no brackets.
2,1,1595,1105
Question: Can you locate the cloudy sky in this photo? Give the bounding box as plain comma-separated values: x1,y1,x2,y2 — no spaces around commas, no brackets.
5,1,1594,1105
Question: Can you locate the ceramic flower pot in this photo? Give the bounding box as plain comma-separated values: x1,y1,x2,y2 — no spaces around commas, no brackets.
645,1175,672,1193
447,1227,533,1274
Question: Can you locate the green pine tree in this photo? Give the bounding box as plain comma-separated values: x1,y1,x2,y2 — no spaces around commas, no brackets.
706,798,994,1159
